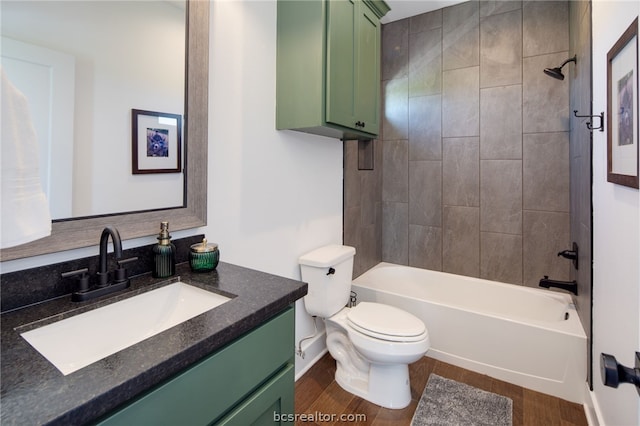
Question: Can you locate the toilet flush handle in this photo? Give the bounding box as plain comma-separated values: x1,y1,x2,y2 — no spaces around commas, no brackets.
327,267,335,275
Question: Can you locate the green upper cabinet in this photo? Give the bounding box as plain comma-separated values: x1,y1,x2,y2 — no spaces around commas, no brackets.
276,0,390,140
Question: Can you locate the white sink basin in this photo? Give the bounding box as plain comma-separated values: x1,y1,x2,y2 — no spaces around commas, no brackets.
20,282,230,375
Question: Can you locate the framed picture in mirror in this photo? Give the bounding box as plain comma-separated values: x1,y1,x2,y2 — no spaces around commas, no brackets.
132,109,182,174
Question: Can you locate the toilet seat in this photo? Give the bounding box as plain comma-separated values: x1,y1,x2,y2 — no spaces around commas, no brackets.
347,302,427,342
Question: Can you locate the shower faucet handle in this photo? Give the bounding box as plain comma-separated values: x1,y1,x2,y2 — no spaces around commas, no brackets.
557,242,579,270
557,250,577,259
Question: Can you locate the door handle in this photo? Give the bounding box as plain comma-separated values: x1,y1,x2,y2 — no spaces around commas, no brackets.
601,352,640,396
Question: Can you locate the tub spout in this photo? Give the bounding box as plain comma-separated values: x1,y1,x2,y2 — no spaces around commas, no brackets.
539,276,578,296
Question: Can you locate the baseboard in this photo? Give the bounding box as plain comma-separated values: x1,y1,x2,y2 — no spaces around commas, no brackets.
583,384,605,426
294,331,328,381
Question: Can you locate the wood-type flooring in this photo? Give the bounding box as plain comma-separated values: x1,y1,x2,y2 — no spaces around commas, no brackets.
294,352,588,426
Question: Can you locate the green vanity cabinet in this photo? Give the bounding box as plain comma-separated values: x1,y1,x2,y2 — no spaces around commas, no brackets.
96,307,295,426
276,0,390,140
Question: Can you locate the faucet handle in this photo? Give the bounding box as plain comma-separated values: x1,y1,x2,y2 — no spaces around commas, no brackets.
557,242,579,270
61,267,89,278
114,257,138,284
117,257,138,268
62,268,90,292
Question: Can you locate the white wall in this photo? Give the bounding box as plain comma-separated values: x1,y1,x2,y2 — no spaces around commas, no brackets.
206,0,343,377
591,2,640,425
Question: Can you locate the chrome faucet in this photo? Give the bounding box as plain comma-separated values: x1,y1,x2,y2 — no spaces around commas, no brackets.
62,226,137,302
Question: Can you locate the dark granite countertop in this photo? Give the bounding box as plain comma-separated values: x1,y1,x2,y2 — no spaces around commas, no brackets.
1,261,307,425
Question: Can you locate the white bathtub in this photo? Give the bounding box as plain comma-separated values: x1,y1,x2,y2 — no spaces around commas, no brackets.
352,262,587,404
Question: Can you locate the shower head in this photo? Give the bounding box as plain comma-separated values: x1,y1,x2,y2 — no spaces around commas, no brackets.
544,66,566,80
543,55,577,80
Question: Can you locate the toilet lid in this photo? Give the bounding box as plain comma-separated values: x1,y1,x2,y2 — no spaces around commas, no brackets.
347,302,426,342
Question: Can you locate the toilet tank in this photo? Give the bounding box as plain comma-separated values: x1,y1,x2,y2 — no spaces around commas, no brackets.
298,245,356,318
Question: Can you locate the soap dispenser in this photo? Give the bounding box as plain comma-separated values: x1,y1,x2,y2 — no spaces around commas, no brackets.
152,221,176,278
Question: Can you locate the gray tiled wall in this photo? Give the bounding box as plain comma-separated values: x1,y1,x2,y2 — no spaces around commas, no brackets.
344,137,383,278
345,0,575,286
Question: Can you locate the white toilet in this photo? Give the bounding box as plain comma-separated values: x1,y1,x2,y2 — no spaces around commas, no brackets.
299,244,430,409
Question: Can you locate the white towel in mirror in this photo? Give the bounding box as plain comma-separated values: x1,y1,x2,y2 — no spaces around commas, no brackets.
1,68,52,249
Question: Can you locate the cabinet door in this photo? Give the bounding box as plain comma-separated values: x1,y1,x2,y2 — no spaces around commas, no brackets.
216,364,294,426
355,3,380,134
325,0,356,130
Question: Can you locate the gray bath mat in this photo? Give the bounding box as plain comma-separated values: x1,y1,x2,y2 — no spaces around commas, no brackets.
410,374,512,426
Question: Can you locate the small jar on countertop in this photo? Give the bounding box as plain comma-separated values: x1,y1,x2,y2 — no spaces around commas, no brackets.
189,238,219,272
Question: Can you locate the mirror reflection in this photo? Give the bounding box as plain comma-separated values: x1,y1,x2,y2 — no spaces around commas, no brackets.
1,1,185,220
